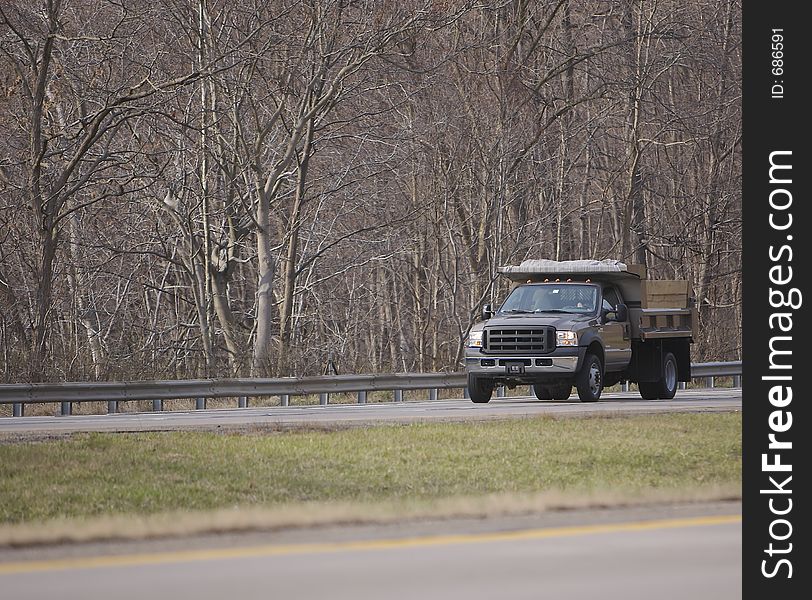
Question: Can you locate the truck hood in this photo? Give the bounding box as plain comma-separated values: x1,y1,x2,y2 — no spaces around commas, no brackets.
483,313,595,330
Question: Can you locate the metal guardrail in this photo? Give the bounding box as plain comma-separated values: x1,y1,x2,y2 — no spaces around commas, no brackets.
0,361,741,417
688,361,742,377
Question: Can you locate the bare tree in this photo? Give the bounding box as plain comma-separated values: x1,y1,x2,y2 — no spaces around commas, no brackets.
0,0,742,386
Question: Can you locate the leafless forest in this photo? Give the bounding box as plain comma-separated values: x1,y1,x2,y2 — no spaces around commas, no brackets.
0,0,741,382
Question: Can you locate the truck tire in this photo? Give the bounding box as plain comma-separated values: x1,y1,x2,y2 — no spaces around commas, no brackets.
576,353,603,402
638,352,678,400
532,384,570,401
638,382,659,400
551,384,571,400
532,384,551,400
468,374,493,404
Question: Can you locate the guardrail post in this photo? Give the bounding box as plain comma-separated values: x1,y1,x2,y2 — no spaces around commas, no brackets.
621,381,629,392
238,396,248,408
394,389,403,402
357,390,367,404
320,393,328,405
496,386,505,398
107,401,118,414
429,388,438,401
705,376,714,388
463,387,470,399
13,403,24,417
679,381,686,390
153,399,163,412
733,375,741,388
60,401,72,416
196,397,206,410
281,394,290,407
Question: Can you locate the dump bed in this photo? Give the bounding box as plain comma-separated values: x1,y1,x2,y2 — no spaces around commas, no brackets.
497,259,697,341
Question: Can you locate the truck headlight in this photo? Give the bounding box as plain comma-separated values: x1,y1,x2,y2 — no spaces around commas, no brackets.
468,330,484,348
556,330,578,347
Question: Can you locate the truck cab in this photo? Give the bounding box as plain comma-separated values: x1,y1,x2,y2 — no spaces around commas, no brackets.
465,260,695,403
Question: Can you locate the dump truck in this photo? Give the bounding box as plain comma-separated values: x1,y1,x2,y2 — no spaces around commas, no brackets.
464,259,697,403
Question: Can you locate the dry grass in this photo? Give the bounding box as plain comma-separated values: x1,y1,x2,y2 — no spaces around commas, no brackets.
0,485,741,547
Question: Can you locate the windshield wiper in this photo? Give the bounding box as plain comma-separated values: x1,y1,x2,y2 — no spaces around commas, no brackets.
500,309,532,314
533,309,573,314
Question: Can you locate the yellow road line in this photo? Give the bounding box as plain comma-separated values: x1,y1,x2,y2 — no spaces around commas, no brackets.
0,514,741,576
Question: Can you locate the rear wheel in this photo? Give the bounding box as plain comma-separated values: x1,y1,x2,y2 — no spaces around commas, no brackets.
638,352,679,400
576,353,603,402
638,382,659,400
532,383,570,401
532,384,551,400
550,383,571,400
660,352,678,399
468,373,494,404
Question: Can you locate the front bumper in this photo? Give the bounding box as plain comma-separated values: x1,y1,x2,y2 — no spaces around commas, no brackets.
464,346,585,377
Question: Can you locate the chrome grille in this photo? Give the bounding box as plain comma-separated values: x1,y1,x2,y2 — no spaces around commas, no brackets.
484,327,553,353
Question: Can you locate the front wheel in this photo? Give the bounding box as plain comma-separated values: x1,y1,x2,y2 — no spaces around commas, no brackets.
468,373,494,404
576,353,603,402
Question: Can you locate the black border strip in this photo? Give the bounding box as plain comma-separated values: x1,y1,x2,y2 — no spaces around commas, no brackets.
743,2,807,597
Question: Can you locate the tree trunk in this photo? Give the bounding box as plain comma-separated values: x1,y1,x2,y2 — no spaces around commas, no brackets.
0,267,29,348
619,0,648,268
253,197,276,376
30,226,58,381
67,215,104,378
212,270,242,375
277,119,314,375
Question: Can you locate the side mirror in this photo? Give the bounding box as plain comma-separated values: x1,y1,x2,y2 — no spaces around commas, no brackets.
614,303,628,322
481,304,493,321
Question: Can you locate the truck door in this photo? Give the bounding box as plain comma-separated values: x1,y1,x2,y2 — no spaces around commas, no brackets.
601,286,632,370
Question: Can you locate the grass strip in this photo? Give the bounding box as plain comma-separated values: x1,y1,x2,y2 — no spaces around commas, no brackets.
0,413,740,528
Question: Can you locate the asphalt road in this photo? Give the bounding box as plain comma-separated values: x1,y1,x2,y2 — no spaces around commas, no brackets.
0,502,742,600
0,388,741,435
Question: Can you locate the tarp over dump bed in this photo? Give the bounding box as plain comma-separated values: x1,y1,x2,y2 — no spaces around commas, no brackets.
498,259,646,304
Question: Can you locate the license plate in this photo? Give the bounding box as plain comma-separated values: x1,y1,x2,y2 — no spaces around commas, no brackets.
505,362,525,375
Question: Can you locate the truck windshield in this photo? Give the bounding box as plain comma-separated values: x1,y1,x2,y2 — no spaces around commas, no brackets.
499,284,598,315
